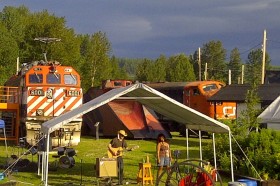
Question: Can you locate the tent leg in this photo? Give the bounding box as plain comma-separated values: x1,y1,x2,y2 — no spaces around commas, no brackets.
186,129,189,160
229,130,234,182
44,134,50,186
212,133,217,181
3,128,8,158
199,130,202,166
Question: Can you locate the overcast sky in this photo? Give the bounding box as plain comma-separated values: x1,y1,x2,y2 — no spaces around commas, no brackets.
1,0,280,65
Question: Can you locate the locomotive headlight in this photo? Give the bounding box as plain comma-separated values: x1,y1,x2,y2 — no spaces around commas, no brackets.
36,109,44,116
46,88,53,99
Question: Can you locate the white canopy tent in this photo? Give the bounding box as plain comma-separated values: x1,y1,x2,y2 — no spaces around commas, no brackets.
258,95,280,124
40,83,234,185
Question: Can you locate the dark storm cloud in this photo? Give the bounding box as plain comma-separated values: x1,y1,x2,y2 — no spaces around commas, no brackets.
1,0,280,64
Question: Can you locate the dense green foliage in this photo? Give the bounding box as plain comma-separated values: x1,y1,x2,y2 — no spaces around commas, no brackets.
204,84,280,180
79,32,112,89
245,49,271,84
204,128,280,180
201,41,227,82
228,48,242,84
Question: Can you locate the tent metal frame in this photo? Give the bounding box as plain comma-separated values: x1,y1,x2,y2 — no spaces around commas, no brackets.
40,83,234,186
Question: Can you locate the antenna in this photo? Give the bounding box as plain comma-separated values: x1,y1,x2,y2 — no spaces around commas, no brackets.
34,37,61,62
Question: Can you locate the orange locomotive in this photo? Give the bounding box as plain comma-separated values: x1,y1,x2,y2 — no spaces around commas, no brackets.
146,81,236,120
4,60,83,147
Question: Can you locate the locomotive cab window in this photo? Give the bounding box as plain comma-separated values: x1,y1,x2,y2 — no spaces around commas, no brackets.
29,74,43,84
64,74,77,85
114,81,122,86
184,90,190,96
202,84,218,92
47,73,61,84
193,88,200,95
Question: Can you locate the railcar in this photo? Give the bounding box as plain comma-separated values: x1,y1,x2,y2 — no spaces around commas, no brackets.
146,81,236,120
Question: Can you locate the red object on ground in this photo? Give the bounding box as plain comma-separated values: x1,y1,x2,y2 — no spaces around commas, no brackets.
196,171,215,186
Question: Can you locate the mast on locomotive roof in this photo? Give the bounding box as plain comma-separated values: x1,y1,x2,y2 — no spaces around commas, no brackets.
34,37,61,62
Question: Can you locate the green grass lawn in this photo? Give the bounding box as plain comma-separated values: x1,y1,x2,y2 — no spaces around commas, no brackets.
0,132,230,185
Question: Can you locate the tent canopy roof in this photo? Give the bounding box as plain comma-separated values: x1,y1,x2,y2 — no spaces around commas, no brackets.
258,95,280,123
41,83,230,134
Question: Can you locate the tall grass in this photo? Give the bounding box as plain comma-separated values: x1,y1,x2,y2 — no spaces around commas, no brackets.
0,132,227,185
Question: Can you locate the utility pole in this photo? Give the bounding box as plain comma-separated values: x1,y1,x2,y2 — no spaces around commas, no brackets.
228,70,231,85
204,63,207,80
261,29,267,84
198,47,201,81
241,65,244,84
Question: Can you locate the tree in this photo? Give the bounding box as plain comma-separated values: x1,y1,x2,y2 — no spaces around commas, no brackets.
0,23,19,85
0,6,29,84
110,56,129,80
135,58,154,82
0,6,30,44
245,49,271,85
23,10,81,68
229,48,242,84
237,83,261,135
201,40,227,82
0,6,82,71
80,32,112,90
166,54,195,82
190,51,200,81
117,58,143,80
154,54,167,82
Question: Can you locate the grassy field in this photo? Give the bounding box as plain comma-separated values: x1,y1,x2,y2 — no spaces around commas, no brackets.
0,132,229,185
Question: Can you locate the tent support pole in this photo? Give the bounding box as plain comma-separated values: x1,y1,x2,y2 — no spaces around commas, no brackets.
229,130,234,182
3,127,8,158
212,133,217,181
199,130,202,166
186,128,189,160
41,151,44,181
44,134,50,186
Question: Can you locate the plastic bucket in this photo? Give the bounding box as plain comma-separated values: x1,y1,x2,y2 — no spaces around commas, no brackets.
228,182,247,186
238,179,257,186
0,173,4,180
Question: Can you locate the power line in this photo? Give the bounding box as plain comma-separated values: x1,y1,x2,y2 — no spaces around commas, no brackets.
268,39,280,44
239,42,262,56
267,39,280,49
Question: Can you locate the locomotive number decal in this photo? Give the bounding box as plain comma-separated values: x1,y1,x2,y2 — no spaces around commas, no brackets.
29,89,44,96
67,90,80,97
